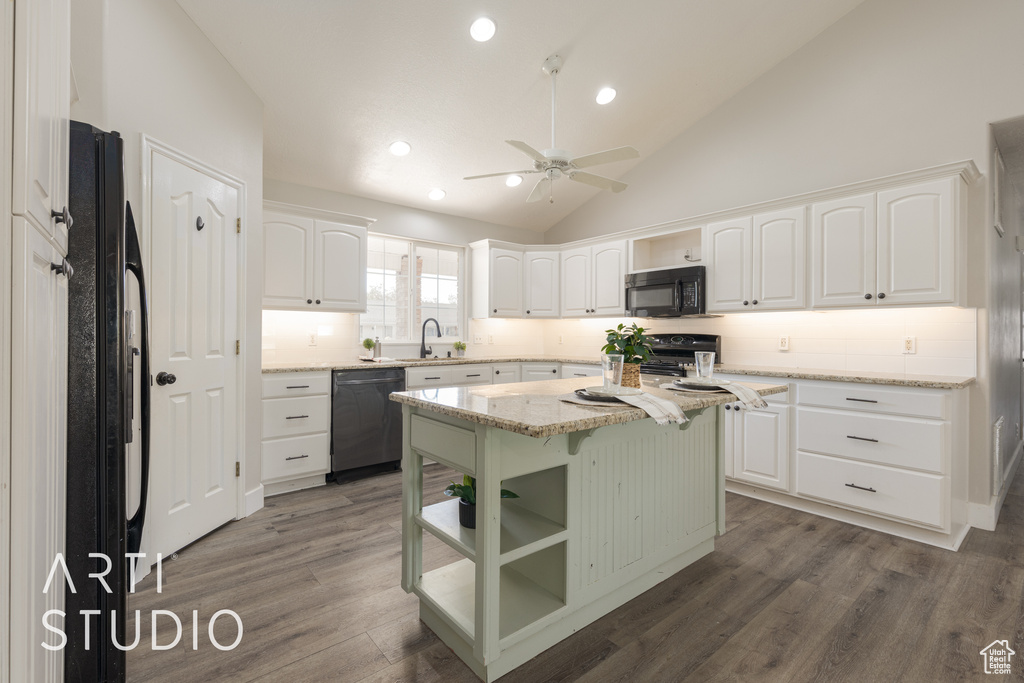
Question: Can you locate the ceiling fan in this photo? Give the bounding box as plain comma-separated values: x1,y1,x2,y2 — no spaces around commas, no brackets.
464,54,640,204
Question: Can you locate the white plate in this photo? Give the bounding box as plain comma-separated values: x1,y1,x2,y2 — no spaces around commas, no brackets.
671,384,728,393
674,377,731,387
584,385,643,398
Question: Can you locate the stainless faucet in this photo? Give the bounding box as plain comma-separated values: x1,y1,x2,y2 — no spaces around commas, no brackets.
420,318,442,358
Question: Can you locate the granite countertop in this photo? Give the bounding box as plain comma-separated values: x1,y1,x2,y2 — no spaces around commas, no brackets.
261,356,601,374
708,364,975,390
388,375,787,438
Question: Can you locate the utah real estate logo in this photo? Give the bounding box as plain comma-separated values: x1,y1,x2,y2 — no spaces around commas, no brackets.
980,640,1015,675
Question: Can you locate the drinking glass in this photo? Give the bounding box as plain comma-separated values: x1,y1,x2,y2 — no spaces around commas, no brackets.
601,354,624,393
694,351,716,379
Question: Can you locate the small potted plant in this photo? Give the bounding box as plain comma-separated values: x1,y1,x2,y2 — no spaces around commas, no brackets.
444,475,519,529
453,340,467,357
601,322,653,389
361,338,375,357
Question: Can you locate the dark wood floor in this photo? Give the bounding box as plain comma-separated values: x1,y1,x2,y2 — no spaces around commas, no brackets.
128,463,1024,682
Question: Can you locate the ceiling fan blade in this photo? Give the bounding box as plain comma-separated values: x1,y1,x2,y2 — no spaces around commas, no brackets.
463,170,538,180
506,140,548,163
569,171,628,193
570,146,640,169
526,177,551,203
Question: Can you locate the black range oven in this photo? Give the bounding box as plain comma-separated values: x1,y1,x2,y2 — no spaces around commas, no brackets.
640,333,722,377
625,266,706,317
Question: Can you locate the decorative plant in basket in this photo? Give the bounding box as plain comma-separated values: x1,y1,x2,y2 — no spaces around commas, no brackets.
444,475,519,529
602,322,653,389
361,338,375,353
453,340,467,357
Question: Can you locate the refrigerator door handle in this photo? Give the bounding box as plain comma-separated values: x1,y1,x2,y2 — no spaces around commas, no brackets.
124,202,150,556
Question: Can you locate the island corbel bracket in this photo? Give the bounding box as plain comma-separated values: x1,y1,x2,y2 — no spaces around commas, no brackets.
679,406,711,431
568,428,598,455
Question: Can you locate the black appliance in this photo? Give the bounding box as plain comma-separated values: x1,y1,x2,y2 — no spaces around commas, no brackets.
625,266,706,317
640,333,722,377
330,368,405,476
65,121,151,683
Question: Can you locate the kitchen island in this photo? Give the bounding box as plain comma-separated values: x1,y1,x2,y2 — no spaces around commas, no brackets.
391,376,786,682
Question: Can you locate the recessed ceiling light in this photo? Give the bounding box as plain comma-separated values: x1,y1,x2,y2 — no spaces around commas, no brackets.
389,140,411,156
596,87,617,105
506,175,523,187
470,17,496,42
428,188,446,201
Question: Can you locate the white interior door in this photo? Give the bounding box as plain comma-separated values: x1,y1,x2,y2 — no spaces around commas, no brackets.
149,153,239,556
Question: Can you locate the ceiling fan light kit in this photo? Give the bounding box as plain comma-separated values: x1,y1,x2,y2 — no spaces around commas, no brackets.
464,54,639,204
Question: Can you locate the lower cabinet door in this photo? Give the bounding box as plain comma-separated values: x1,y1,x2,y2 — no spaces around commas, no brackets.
732,403,790,492
262,433,330,482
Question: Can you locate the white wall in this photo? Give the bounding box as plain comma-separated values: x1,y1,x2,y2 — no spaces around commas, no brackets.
545,0,1024,508
70,0,265,508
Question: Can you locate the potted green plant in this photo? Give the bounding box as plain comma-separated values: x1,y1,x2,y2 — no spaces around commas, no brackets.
453,340,467,357
361,338,375,355
601,322,653,388
443,475,519,529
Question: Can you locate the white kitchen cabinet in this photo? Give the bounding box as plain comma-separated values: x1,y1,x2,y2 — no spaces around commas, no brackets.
492,363,522,384
521,363,560,381
706,207,805,313
523,251,559,318
559,240,627,317
725,401,790,492
261,372,330,493
561,364,602,379
812,177,959,308
13,0,71,253
470,243,524,318
262,206,368,312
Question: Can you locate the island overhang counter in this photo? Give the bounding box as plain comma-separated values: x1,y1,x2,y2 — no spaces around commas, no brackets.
390,376,787,682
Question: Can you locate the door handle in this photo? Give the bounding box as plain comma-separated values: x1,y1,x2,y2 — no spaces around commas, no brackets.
155,371,176,386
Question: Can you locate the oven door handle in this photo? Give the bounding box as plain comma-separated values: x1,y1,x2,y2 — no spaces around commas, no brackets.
673,280,684,312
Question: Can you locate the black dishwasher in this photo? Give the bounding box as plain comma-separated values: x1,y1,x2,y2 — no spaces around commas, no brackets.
330,367,405,476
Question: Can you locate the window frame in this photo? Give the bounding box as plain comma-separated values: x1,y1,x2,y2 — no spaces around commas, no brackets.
360,233,467,345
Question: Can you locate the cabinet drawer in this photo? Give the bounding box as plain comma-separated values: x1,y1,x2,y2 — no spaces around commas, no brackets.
262,433,330,482
521,363,560,381
797,408,944,473
492,363,521,384
410,415,476,475
406,366,454,389
262,372,331,398
262,396,330,439
796,451,945,529
799,383,945,419
561,364,601,379
452,365,492,385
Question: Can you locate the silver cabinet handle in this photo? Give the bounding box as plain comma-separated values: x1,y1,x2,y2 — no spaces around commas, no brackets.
845,483,877,493
286,385,310,389
846,397,878,404
846,435,879,443
285,454,309,461
51,206,73,228
51,258,74,280
285,415,309,420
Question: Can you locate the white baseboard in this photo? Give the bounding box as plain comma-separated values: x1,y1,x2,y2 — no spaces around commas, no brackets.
968,442,1023,531
244,484,265,517
263,474,326,498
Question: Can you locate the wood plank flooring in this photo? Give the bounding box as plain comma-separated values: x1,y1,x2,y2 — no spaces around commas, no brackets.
127,463,1024,682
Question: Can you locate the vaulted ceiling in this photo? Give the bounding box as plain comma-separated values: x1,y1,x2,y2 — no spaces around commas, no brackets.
177,0,865,232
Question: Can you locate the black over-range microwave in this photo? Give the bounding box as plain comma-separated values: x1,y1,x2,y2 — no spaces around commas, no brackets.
625,266,706,317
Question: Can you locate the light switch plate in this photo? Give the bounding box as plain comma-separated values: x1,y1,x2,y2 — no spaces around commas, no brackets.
474,335,484,344
488,335,494,344
308,332,317,347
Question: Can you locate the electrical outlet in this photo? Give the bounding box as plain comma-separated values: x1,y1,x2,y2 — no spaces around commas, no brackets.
308,332,317,347
559,334,564,344
778,336,790,351
474,335,484,344
902,336,916,354
488,334,494,344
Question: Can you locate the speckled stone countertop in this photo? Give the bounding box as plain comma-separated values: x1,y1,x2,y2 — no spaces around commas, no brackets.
261,356,600,374
389,375,787,438
708,364,974,390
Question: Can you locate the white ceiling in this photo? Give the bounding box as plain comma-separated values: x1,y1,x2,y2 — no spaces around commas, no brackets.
176,0,865,232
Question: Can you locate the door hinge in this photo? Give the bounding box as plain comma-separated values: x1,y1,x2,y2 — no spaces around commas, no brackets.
235,340,240,355
235,462,240,477
236,217,241,234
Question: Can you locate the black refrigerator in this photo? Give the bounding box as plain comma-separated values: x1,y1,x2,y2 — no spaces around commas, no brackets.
65,121,151,682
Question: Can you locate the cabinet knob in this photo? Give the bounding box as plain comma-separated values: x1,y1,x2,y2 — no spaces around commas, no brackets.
552,369,557,373
734,403,742,410
51,206,73,229
725,404,731,410
315,299,321,304
493,308,497,313
864,293,872,300
307,299,312,304
526,310,531,314
877,292,886,299
752,300,758,305
50,258,73,280
742,301,749,306
495,370,500,374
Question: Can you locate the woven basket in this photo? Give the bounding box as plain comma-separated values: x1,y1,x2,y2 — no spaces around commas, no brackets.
621,363,641,389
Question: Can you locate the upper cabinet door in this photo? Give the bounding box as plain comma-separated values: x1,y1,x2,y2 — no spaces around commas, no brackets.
591,240,627,316
811,194,876,308
263,211,314,309
313,220,367,311
876,178,955,306
706,217,753,312
560,247,591,317
489,248,524,317
13,0,71,252
752,207,806,310
524,251,560,318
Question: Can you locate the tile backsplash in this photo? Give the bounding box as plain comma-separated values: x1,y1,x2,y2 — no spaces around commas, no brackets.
264,307,977,377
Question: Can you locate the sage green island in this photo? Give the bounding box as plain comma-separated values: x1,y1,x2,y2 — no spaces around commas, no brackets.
391,376,786,682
